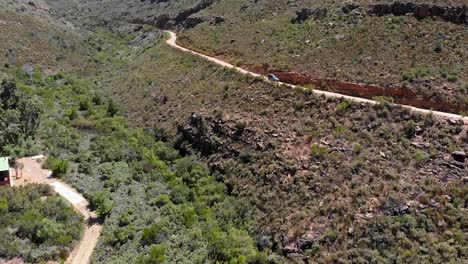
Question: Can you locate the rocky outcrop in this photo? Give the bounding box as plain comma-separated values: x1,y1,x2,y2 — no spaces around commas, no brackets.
131,0,216,29
152,15,172,29
295,2,468,25
176,113,221,156
291,8,327,23
368,2,468,24
182,16,206,29
173,0,215,27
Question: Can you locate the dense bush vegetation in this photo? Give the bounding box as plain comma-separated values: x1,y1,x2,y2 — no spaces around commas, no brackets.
0,184,84,262
8,68,266,263
0,79,42,157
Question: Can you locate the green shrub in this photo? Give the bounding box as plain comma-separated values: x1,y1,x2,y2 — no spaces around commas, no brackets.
92,93,103,105
107,99,119,117
45,158,69,179
79,97,91,111
414,151,429,165
447,74,458,82
147,244,166,264
458,83,467,93
404,120,416,138
89,189,113,218
151,194,171,207
141,222,170,246
35,218,63,243
67,108,79,120
293,101,304,111
354,143,363,154
0,197,8,215
310,144,328,159
337,100,351,113
235,120,247,131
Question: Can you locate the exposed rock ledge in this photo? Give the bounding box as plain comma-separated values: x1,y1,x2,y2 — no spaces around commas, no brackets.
293,2,468,25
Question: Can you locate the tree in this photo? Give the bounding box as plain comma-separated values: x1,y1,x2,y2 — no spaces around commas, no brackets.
17,97,42,137
90,190,113,218
13,161,24,179
0,79,42,154
0,79,20,109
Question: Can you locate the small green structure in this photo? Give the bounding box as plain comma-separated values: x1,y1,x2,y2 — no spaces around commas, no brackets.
0,157,11,186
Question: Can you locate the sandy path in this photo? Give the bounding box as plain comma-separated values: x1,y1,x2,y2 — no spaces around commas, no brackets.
164,31,468,123
14,157,102,264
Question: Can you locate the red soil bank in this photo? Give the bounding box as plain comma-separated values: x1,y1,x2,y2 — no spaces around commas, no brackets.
271,71,467,114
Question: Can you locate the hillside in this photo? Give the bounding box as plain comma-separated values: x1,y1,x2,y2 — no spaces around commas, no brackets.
47,0,468,113
96,27,468,263
0,0,467,263
0,0,88,76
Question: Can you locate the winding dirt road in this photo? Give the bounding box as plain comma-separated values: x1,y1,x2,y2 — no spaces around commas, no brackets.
13,157,101,264
164,31,468,123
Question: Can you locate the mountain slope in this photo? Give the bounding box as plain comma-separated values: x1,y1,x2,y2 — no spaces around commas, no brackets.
0,0,88,75
43,0,468,113
1,1,467,263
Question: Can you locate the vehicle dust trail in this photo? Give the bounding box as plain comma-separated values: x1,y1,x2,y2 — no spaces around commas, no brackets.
164,31,468,123
14,157,102,264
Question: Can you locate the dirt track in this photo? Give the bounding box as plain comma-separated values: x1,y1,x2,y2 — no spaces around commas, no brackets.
164,31,468,123
14,157,102,264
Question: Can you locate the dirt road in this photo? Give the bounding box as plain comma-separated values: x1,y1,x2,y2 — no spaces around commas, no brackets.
164,31,468,123
14,156,102,264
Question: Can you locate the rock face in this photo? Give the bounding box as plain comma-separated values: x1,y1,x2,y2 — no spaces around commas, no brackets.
291,8,327,23
130,0,216,29
452,151,466,163
367,2,468,24
173,0,214,27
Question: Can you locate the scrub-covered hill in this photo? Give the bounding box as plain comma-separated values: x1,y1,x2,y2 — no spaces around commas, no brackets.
0,0,88,76
1,0,467,263
47,0,468,113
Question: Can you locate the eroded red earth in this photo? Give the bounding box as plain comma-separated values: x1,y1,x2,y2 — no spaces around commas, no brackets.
269,71,467,114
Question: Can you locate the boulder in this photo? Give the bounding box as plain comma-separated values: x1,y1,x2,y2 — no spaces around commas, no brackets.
414,4,430,19
292,8,327,23
213,16,225,24
451,151,466,162
342,4,360,14
393,204,409,214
